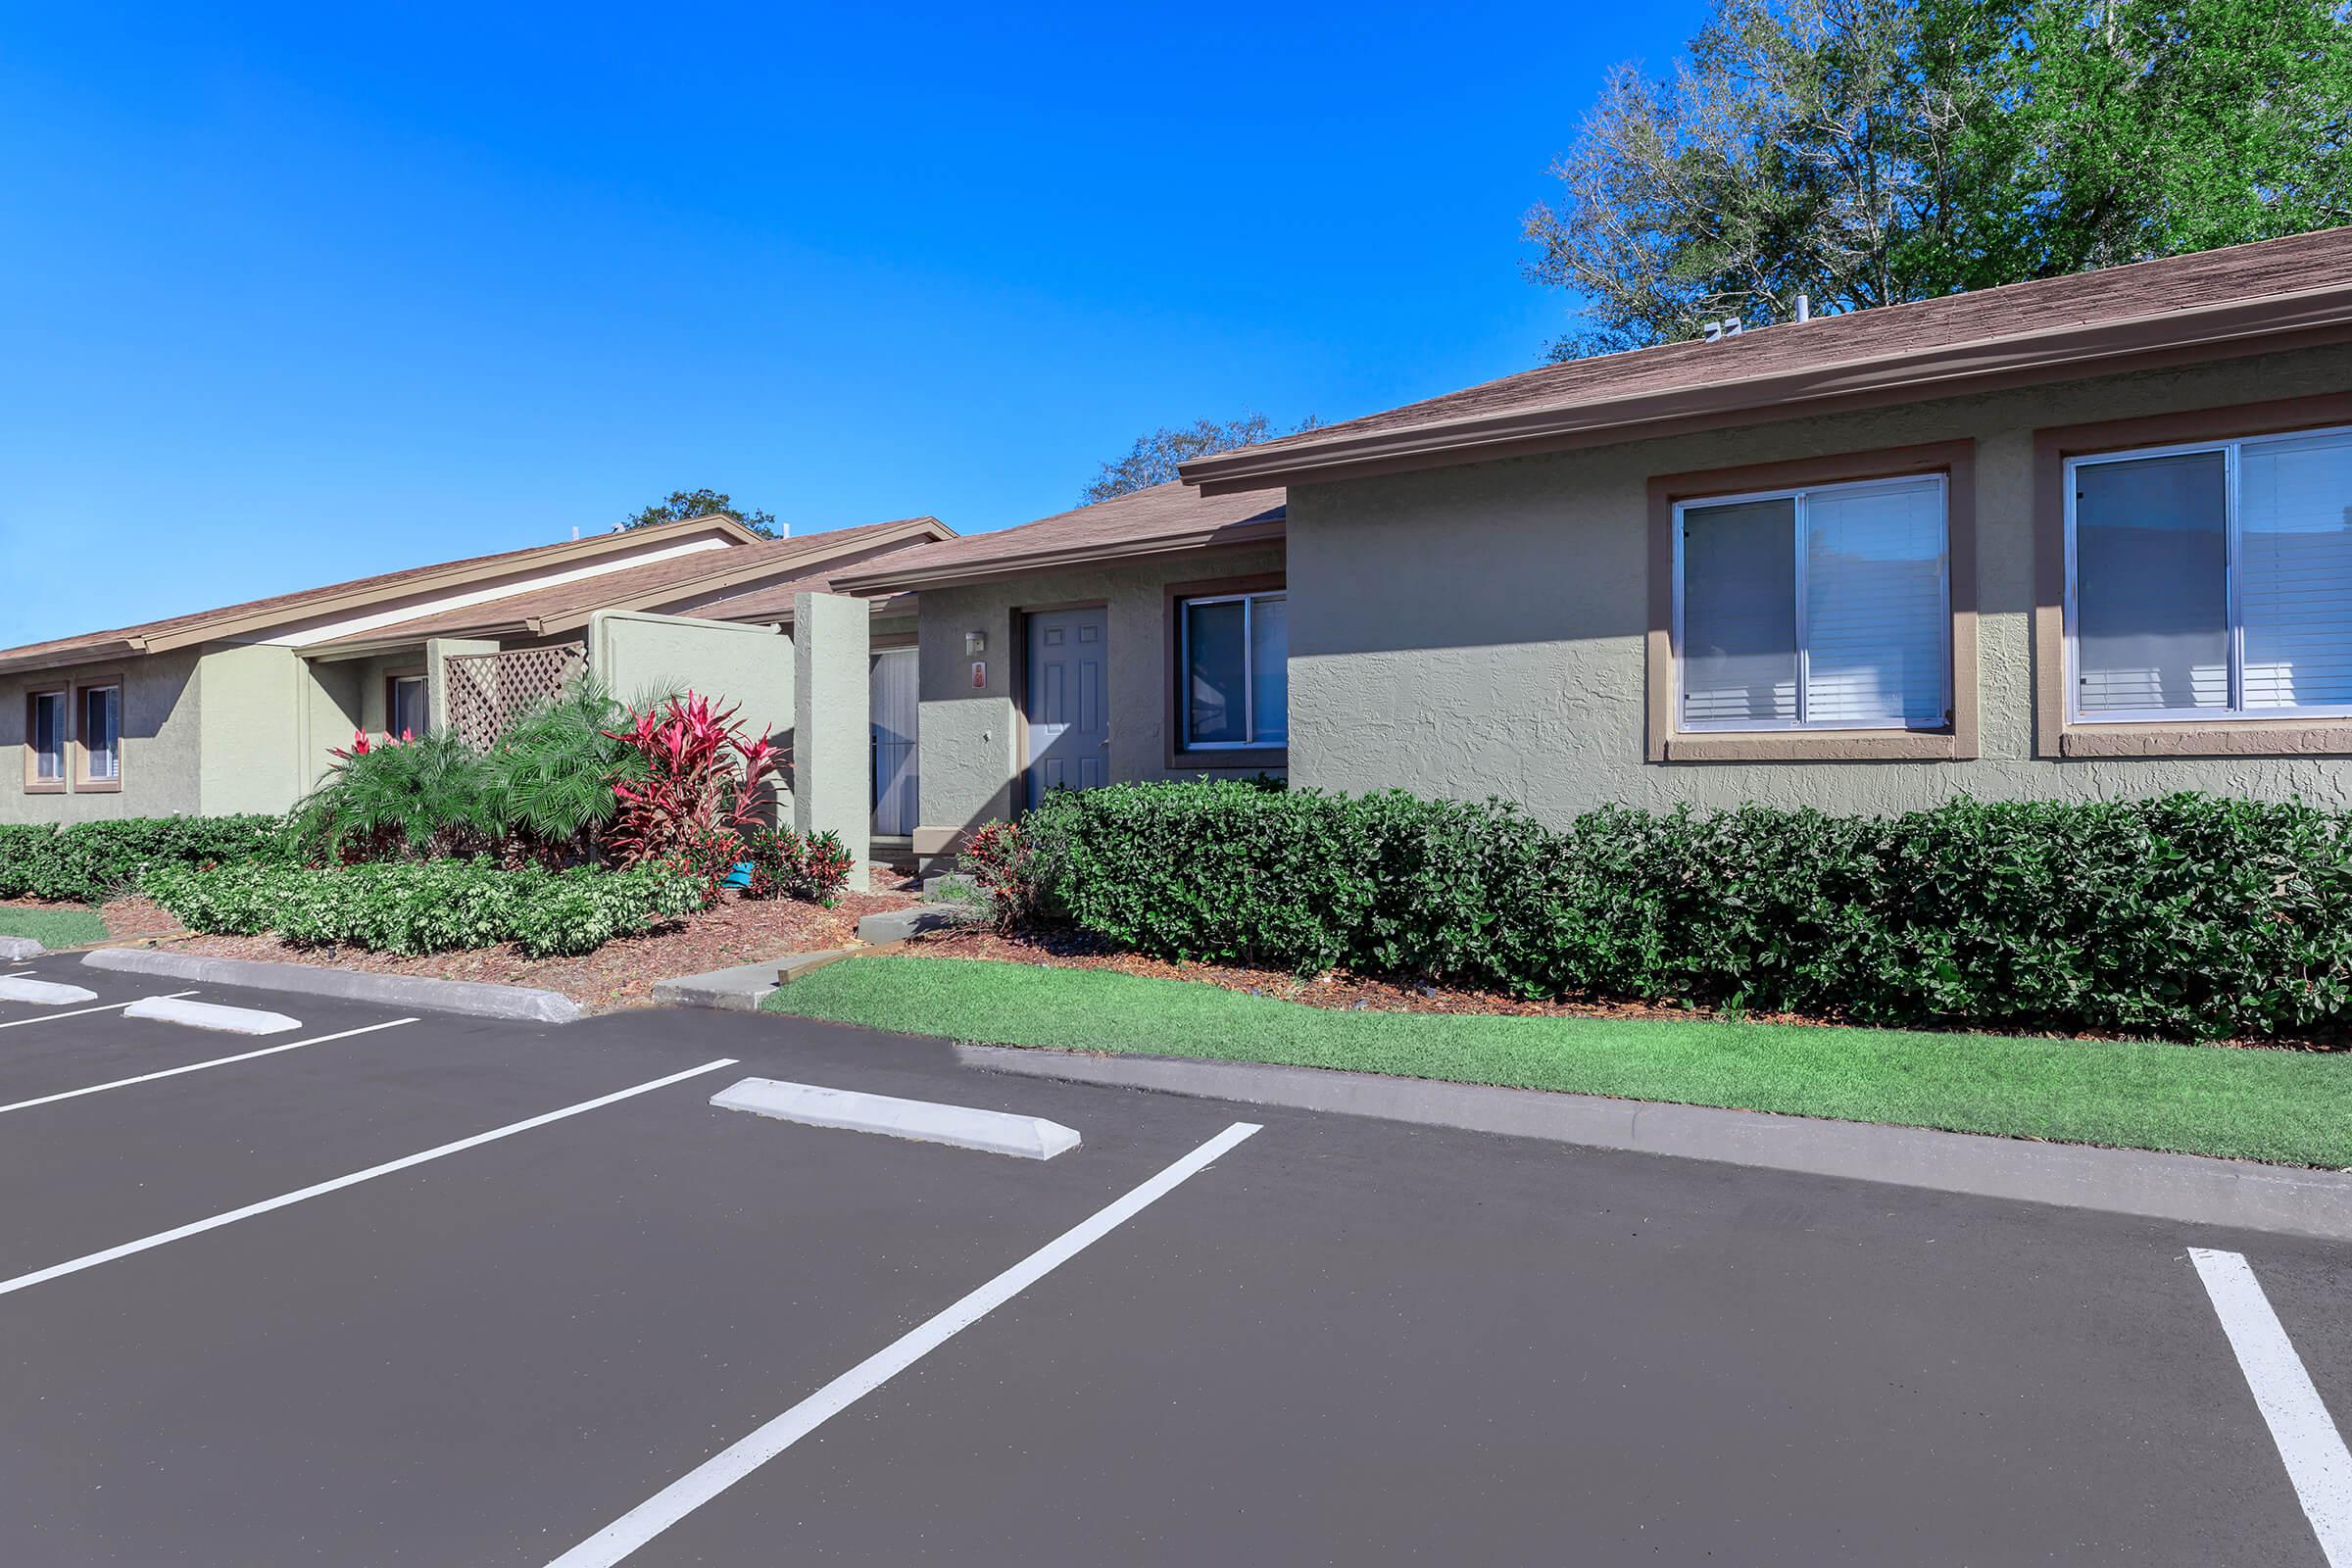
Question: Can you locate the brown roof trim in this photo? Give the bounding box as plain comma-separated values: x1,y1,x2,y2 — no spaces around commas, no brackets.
520,517,952,636
1181,281,2352,495
835,517,1286,594
0,514,772,674
305,517,954,657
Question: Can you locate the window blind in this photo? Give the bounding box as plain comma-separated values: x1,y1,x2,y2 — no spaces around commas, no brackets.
1681,497,1798,725
1802,478,1947,726
2240,432,2352,710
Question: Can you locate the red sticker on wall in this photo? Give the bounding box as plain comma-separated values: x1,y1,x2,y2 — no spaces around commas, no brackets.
971,661,986,688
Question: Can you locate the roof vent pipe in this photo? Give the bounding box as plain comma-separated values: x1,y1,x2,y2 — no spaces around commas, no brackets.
1795,293,1811,323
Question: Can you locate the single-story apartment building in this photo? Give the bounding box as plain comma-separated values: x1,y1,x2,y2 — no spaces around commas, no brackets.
0,513,952,870
843,224,2352,875
14,226,2352,885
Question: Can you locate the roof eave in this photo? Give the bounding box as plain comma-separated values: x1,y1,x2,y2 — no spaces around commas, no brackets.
1182,284,2352,494
0,635,148,676
834,518,1286,595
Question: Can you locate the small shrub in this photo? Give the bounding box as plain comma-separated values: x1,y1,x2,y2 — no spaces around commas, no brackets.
0,815,291,904
739,825,856,906
144,859,703,957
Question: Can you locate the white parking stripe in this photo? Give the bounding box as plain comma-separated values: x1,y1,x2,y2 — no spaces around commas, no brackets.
2191,1248,2352,1565
0,1056,739,1300
0,991,199,1031
0,1017,416,1118
548,1120,1262,1567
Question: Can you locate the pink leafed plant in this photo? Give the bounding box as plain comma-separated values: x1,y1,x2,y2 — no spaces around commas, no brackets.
602,693,780,903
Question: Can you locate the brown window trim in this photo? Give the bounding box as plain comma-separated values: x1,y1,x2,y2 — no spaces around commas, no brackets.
1165,574,1289,771
2033,392,2352,760
383,664,426,740
22,684,67,794
70,674,124,795
1645,440,1979,763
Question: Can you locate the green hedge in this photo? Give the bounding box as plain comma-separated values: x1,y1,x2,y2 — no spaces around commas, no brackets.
1000,782,2352,1042
0,816,290,904
143,859,705,957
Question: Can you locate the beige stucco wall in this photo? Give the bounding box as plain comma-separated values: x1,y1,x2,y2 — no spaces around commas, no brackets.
1287,343,2352,819
196,644,315,816
588,611,792,747
0,652,205,823
913,543,1288,849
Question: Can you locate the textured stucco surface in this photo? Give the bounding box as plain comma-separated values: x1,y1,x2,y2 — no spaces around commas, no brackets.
1288,345,2352,819
197,644,316,816
0,652,204,823
793,593,871,886
911,544,1288,847
589,611,792,746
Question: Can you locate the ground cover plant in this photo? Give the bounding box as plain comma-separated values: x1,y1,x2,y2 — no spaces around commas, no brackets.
0,905,107,948
964,783,2352,1043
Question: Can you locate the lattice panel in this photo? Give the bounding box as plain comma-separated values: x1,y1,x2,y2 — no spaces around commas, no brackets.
444,643,587,750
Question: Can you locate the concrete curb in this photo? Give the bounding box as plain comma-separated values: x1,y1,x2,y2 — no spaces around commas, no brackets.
956,1045,2352,1244
0,937,44,961
82,948,584,1024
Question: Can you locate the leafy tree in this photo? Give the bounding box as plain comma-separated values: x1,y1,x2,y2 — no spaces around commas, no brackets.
621,488,780,539
1525,0,2352,360
1083,414,1324,504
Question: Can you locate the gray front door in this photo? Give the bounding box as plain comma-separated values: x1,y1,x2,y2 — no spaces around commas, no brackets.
1024,607,1108,807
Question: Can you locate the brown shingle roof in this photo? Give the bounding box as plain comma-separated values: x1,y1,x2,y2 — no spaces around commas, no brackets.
833,481,1285,593
0,514,768,674
314,516,950,650
1183,226,2352,493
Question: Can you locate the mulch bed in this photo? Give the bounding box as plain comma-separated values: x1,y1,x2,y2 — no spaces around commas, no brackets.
163,889,917,1014
905,926,2348,1051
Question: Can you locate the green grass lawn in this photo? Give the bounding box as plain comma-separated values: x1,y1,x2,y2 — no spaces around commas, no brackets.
764,956,2352,1168
0,906,105,949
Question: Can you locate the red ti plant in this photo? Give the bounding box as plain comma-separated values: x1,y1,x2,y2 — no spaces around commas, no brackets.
602,693,781,903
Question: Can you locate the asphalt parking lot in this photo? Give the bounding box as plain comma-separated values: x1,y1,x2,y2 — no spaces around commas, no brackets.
1,956,2348,1565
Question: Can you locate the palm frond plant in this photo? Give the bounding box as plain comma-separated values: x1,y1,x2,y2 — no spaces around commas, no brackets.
476,680,646,866
290,729,498,863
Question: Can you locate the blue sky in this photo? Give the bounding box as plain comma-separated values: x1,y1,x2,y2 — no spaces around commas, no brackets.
0,2,1706,646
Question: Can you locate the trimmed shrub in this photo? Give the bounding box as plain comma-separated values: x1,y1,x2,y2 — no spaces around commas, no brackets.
144,859,704,957
0,815,290,904
987,782,2352,1042
739,825,856,906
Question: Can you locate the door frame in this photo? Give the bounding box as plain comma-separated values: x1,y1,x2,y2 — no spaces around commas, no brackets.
1017,599,1108,810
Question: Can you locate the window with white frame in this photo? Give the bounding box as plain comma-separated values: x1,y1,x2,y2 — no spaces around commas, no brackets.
26,690,66,786
1179,590,1288,748
77,684,121,784
1675,474,1951,732
2067,427,2352,721
387,673,427,740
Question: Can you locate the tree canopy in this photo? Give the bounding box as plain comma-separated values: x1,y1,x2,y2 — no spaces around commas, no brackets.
1525,0,2352,360
621,488,780,539
1083,414,1323,504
